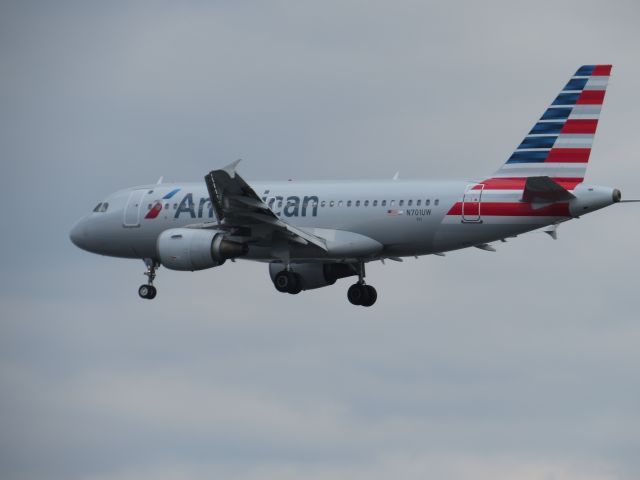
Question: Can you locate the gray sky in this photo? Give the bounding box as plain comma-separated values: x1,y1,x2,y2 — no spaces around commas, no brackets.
1,1,639,479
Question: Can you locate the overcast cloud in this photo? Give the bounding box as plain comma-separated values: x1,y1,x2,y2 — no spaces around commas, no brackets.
1,1,640,479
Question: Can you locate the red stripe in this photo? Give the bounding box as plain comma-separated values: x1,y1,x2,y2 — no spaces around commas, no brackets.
447,202,571,217
592,64,612,76
476,178,583,190
546,148,591,163
145,202,163,219
577,90,606,105
560,119,598,134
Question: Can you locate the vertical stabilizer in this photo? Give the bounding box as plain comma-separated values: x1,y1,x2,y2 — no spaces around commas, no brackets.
494,65,611,181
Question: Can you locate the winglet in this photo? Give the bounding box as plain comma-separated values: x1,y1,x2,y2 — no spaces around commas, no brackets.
222,159,242,179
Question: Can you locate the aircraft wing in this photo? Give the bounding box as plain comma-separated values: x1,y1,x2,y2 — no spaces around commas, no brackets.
202,160,328,251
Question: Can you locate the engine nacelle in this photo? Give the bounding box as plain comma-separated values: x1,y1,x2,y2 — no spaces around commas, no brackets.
269,263,356,290
157,228,247,271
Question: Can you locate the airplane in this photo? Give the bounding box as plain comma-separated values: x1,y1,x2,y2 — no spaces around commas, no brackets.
70,64,635,306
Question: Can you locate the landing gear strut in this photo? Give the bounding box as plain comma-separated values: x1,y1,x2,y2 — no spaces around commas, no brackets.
274,270,302,294
347,262,377,307
139,259,158,300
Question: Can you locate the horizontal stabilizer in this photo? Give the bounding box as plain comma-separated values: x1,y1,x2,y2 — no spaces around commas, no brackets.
521,176,575,203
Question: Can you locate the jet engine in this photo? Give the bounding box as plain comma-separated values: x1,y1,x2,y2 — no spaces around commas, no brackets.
269,262,356,291
157,228,247,271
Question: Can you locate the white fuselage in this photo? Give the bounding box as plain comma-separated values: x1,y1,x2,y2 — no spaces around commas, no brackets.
69,179,618,262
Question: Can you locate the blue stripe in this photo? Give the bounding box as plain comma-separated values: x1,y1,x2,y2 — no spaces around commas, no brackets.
563,78,588,91
518,136,557,149
541,107,572,120
529,121,564,135
552,93,580,106
575,65,595,76
507,151,550,164
163,188,181,199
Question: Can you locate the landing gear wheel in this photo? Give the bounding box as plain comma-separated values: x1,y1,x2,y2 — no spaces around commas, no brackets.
347,283,377,307
138,284,157,299
274,271,302,294
347,284,366,305
362,285,377,307
146,285,157,299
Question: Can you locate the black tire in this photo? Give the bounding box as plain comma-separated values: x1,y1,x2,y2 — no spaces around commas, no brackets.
146,285,157,300
286,273,302,295
274,271,302,294
274,271,291,293
361,285,377,307
347,284,365,305
138,285,150,299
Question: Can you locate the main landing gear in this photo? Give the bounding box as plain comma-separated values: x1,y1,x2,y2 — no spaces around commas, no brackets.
347,262,377,307
138,260,158,300
274,270,302,295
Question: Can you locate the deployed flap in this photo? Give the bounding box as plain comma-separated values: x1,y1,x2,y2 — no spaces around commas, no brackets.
204,161,328,251
521,176,575,203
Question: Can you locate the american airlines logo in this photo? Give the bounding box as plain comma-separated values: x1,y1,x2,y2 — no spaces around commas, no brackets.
145,188,181,219
145,189,431,220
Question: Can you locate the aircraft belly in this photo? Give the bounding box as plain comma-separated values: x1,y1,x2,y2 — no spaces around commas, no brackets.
433,215,562,251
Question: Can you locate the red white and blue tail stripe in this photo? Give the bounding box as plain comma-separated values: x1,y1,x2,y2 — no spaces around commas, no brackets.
494,64,611,181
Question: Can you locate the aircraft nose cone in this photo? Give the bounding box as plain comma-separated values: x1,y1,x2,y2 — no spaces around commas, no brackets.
69,220,87,249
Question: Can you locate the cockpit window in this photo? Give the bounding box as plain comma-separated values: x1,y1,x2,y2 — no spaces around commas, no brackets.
93,202,109,213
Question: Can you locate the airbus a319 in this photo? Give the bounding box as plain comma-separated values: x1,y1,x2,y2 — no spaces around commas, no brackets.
70,64,634,306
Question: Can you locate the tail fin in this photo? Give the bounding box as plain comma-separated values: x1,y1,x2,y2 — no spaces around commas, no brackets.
494,65,612,181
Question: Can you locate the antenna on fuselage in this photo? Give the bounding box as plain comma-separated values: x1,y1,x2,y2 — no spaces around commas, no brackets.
392,171,399,181
156,176,164,184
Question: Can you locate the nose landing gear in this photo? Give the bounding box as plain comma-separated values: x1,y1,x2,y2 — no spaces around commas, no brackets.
139,259,159,300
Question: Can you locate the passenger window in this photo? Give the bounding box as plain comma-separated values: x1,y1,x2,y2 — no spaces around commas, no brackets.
338,200,343,207
364,200,369,207
347,200,352,207
382,200,387,206
321,201,326,207
278,200,283,208
93,203,102,212
373,200,378,206
408,199,412,206
426,199,430,206
417,199,421,206
356,200,361,207
165,203,169,209
390,200,395,207
330,201,335,207
173,203,177,209
399,200,404,206
435,199,439,206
